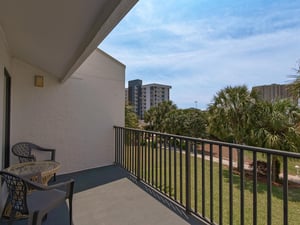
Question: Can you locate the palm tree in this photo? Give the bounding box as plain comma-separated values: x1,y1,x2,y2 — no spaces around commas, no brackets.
208,85,258,171
208,85,258,144
249,99,300,182
144,101,177,132
288,62,300,99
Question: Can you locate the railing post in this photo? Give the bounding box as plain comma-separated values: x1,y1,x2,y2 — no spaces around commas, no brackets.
114,126,117,165
185,139,191,214
137,130,141,181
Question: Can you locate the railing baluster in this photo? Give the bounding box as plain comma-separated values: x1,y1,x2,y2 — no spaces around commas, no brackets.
229,146,233,225
180,138,183,204
159,134,162,192
163,135,167,193
152,133,154,185
201,141,205,218
219,145,223,225
253,151,257,225
134,131,137,174
137,130,141,181
169,137,172,197
283,156,288,225
123,128,126,168
145,132,147,181
194,140,198,213
155,134,158,188
186,139,191,214
240,149,244,225
114,127,118,164
267,154,272,225
121,128,123,165
174,138,177,200
129,130,132,172
210,143,214,222
141,132,144,180
119,128,122,165
148,132,151,183
132,130,135,172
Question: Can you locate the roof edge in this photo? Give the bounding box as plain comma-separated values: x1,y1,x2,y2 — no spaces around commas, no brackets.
60,0,138,83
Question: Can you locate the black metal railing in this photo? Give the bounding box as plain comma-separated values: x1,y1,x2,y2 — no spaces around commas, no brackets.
114,126,300,225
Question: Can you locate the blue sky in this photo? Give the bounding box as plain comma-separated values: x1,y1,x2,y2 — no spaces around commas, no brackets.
99,0,300,109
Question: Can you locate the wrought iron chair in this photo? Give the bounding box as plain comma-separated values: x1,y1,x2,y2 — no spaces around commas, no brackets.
12,142,56,163
0,170,74,225
12,142,57,180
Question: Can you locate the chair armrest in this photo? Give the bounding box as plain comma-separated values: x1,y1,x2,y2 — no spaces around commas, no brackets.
35,147,56,161
25,178,75,198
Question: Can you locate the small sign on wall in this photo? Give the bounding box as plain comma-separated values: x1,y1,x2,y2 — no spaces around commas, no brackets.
34,75,44,87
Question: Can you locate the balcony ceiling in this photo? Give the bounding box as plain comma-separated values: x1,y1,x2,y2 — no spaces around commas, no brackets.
0,0,137,81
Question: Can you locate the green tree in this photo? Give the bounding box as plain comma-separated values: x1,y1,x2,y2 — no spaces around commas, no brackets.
144,101,177,132
164,108,207,138
207,85,259,172
163,109,185,135
207,85,258,144
249,99,300,181
288,61,300,98
125,104,139,128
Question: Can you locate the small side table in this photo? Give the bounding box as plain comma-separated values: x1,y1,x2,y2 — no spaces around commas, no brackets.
5,161,60,185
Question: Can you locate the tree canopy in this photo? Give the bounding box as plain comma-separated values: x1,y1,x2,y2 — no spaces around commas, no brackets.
207,85,258,144
125,104,139,128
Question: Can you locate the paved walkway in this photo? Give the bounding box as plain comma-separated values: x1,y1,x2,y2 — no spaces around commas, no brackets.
192,153,300,184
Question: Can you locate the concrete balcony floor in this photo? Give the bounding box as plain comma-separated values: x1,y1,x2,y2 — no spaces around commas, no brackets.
1,165,206,225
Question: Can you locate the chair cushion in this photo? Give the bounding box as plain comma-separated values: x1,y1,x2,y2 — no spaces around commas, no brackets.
27,189,66,214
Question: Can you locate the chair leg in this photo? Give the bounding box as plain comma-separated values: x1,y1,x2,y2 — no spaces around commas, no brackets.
28,211,43,225
69,198,73,225
8,209,16,225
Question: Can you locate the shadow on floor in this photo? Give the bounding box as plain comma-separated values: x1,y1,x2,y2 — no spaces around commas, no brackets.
1,165,207,225
129,176,208,225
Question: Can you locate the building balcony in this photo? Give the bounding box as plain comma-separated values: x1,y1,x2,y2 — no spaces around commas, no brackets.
3,165,203,225
3,127,300,225
114,126,300,225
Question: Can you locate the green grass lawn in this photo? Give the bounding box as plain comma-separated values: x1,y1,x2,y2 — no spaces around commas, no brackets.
123,145,300,225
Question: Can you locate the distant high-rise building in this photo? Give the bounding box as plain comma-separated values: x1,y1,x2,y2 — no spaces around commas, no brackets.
128,79,142,117
141,83,171,118
126,80,172,119
252,83,297,104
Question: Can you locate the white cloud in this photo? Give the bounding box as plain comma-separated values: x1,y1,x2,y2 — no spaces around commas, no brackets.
100,0,300,109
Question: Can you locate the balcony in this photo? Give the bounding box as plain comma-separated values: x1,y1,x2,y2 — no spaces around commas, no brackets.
3,127,300,225
114,127,300,225
3,166,204,225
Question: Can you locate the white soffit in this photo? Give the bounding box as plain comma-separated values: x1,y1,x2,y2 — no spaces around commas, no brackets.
0,0,138,81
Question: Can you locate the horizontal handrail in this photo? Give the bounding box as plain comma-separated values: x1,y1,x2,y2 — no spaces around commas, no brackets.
114,126,300,158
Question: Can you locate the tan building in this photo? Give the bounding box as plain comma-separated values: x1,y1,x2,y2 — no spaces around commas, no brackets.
141,83,171,118
252,83,297,104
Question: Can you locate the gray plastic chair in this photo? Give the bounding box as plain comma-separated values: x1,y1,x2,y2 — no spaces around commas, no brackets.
0,170,74,225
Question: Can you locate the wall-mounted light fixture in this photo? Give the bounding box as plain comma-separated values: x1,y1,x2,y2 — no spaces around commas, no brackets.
34,75,44,87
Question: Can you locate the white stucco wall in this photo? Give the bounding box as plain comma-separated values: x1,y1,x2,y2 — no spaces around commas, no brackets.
0,26,11,169
10,49,125,174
